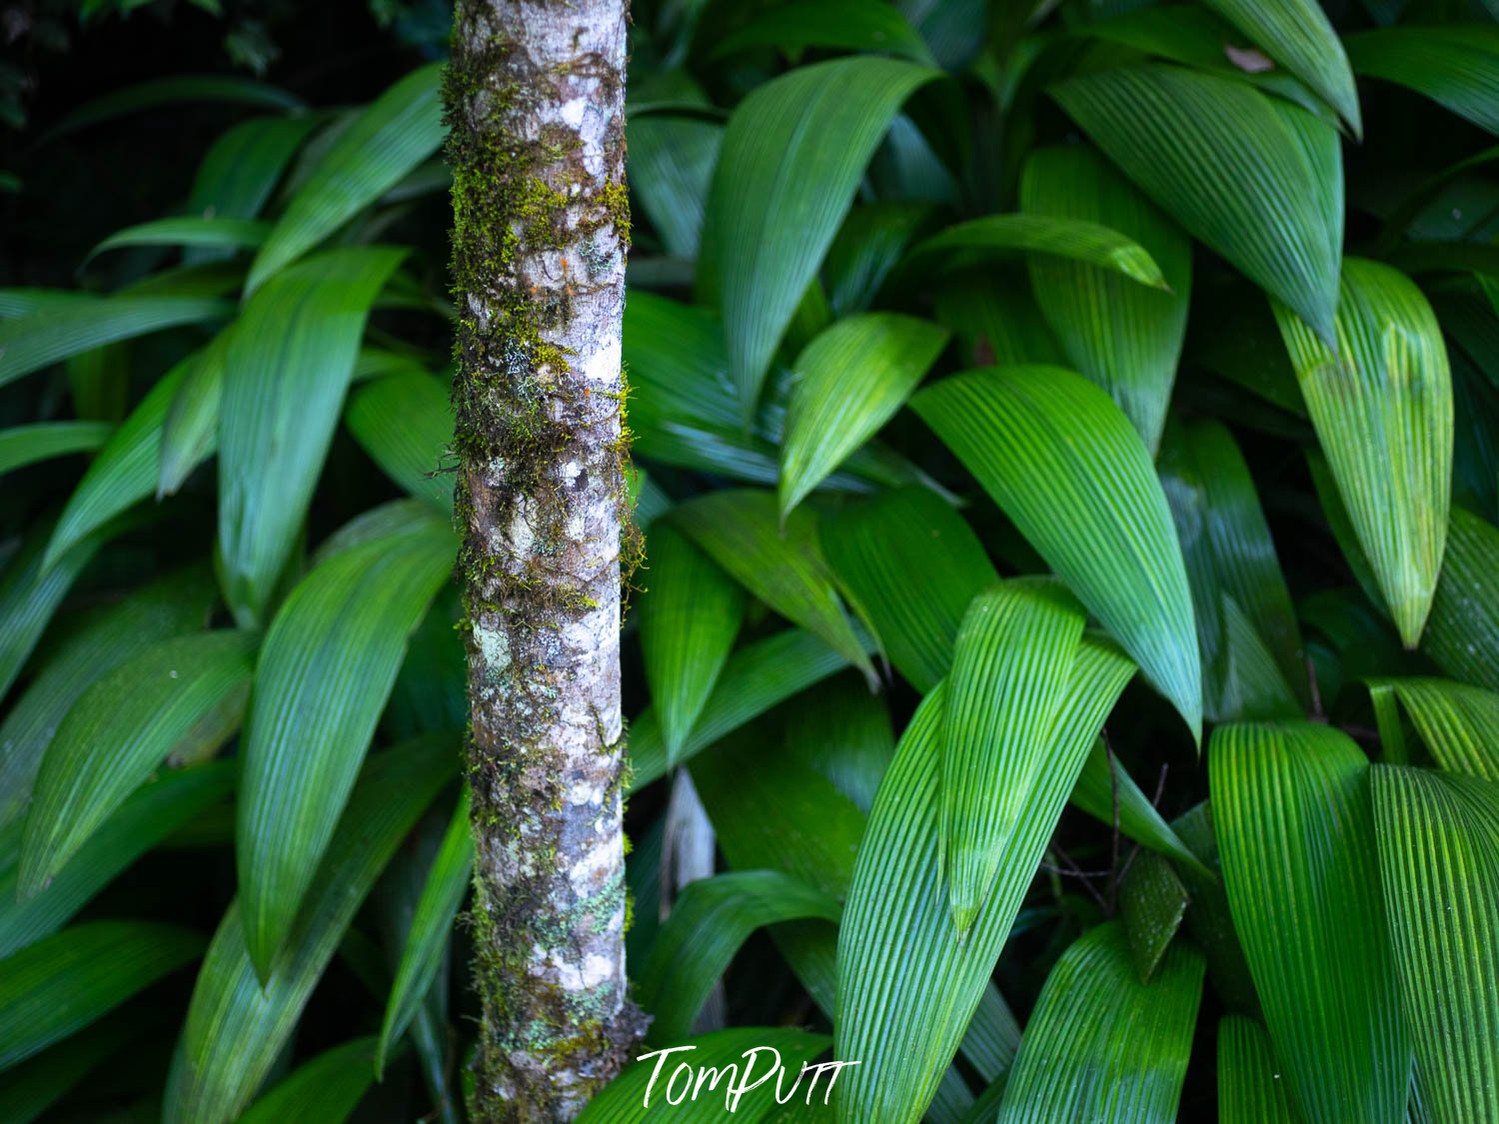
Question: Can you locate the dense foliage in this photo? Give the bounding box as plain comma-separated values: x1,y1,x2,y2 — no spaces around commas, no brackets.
3,0,1499,1120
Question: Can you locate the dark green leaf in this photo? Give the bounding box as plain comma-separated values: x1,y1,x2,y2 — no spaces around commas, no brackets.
43,75,303,141
1118,852,1190,983
1346,26,1499,136
711,0,933,63
0,519,106,703
87,217,269,263
628,114,721,260
1069,738,1212,880
1218,1016,1296,1124
1423,508,1499,692
240,1036,381,1124
345,371,455,514
0,422,113,477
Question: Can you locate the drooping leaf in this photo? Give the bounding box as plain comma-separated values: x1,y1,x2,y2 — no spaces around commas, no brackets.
1069,738,1212,880
185,116,320,233
913,366,1201,740
995,923,1203,1123
218,246,406,624
376,786,472,1078
1423,507,1499,692
246,64,442,292
1052,64,1343,343
1021,145,1191,454
779,314,948,518
87,217,269,262
1346,26,1499,137
637,523,744,764
1371,766,1499,1124
238,516,454,978
0,920,204,1069
671,490,876,687
1211,721,1411,1124
698,56,936,422
1274,258,1453,648
942,581,1086,935
19,631,253,896
1375,677,1499,780
164,733,456,1124
42,75,303,141
0,422,113,477
1218,1016,1296,1124
239,1036,382,1124
835,638,1135,1123
0,519,107,704
345,371,455,514
913,213,1170,290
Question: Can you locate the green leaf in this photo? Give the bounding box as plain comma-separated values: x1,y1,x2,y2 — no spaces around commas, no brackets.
672,490,876,687
1423,508,1499,692
825,202,935,317
186,116,320,230
0,764,234,958
18,632,252,896
699,56,936,423
158,334,228,497
1021,145,1191,454
1346,26,1499,137
1052,64,1342,343
0,921,203,1069
638,523,744,764
0,519,106,704
823,487,996,693
0,295,231,389
639,870,841,1044
0,422,113,477
710,0,933,63
913,213,1170,290
376,787,472,1078
1371,766,1499,1124
1218,1016,1296,1124
779,313,948,518
1376,677,1499,780
995,923,1203,1122
218,246,406,624
1069,738,1212,880
574,1027,830,1123
627,114,721,260
784,677,896,816
43,75,303,141
629,628,853,791
238,517,454,977
87,217,269,263
165,733,456,1124
0,1017,133,1124
240,1036,381,1124
1170,802,1260,1014
835,638,1135,1123
345,371,455,514
1118,851,1190,983
1211,722,1411,1124
246,65,442,292
1203,0,1361,135
912,366,1201,741
1275,258,1453,648
942,581,1086,935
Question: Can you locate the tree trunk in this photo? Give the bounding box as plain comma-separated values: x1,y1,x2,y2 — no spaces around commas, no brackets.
445,1,644,1118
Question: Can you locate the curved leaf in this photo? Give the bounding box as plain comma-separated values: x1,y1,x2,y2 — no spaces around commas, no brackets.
1218,1016,1296,1124
238,517,454,978
912,366,1201,741
345,371,454,514
698,56,936,422
914,213,1170,290
1377,677,1499,780
1069,738,1213,880
0,422,113,476
628,113,721,260
239,1037,382,1124
87,217,269,262
1052,64,1342,343
0,519,107,703
1347,26,1499,137
158,332,228,497
43,75,303,141
186,116,320,230
1021,145,1191,454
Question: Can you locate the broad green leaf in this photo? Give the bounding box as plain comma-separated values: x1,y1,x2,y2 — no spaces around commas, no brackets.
942,581,1086,935
87,217,269,262
186,116,320,230
0,295,231,389
1275,258,1453,648
629,629,853,791
699,56,936,422
779,313,948,518
628,114,721,260
1346,27,1499,137
1171,802,1260,1014
0,920,203,1069
995,923,1203,1123
1021,145,1191,454
913,366,1201,740
1118,852,1190,983
1052,64,1342,343
835,639,1135,1123
1204,0,1361,134
1218,1016,1296,1124
711,0,932,63
165,733,456,1124
1376,677,1499,780
0,519,106,703
784,676,895,816
0,763,234,958
1423,508,1499,692
0,422,112,476
43,75,303,141
238,517,454,977
672,490,876,687
240,1036,381,1124
823,487,996,693
913,213,1170,290
574,1027,830,1123
637,523,744,764
825,202,935,317
247,64,442,292
376,787,472,1078
345,371,454,513
1371,767,1499,1124
19,632,253,896
0,566,215,830
218,246,406,624
639,870,841,1044
1211,722,1411,1124
1069,739,1212,880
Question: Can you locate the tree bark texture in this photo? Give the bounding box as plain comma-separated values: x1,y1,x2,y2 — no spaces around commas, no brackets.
446,1,643,1118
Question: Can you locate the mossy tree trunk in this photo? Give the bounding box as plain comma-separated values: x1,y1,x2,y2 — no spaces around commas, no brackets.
445,0,644,1118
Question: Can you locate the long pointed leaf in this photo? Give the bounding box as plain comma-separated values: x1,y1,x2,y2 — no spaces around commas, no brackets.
1423,507,1499,691
913,213,1170,289
1377,677,1499,780
344,371,455,514
0,422,113,476
240,1036,381,1124
1347,26,1499,137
